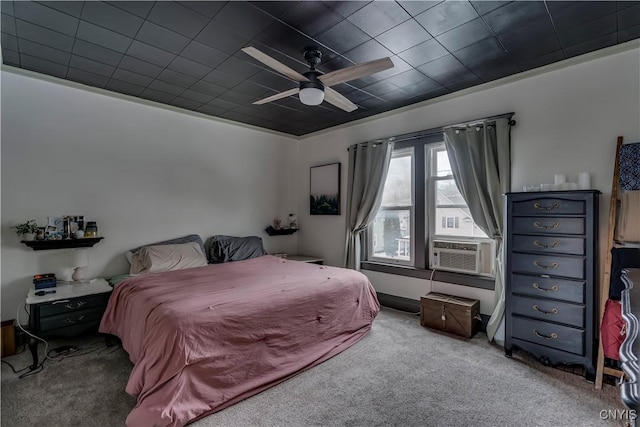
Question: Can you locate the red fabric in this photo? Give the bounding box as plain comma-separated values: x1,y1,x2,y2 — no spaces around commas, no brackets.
601,299,626,360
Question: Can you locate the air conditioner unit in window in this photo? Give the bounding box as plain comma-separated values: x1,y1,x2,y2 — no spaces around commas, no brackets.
431,240,481,274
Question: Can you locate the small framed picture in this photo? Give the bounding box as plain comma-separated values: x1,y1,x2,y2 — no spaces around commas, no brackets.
310,162,341,215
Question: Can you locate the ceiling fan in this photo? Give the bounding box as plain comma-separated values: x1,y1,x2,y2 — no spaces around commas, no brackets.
242,46,394,112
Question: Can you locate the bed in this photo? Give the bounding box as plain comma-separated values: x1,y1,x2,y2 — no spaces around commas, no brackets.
99,254,379,426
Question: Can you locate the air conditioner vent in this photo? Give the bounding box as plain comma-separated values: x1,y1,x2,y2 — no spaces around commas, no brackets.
431,240,481,274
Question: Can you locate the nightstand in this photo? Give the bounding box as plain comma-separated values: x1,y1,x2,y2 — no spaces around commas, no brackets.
287,255,324,265
26,279,112,369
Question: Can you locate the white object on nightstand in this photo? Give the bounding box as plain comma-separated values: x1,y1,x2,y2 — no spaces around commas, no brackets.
26,278,111,304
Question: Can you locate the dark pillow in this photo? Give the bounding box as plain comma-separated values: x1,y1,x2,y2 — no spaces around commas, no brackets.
125,234,205,263
207,235,266,263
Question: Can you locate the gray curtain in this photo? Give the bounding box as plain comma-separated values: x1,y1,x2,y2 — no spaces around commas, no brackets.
443,118,511,344
344,139,394,270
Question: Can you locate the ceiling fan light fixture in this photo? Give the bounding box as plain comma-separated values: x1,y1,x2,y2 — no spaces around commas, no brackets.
299,81,325,106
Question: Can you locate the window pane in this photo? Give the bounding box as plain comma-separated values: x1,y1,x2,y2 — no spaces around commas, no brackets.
381,154,412,207
435,207,488,238
436,179,465,205
436,150,451,177
371,209,411,261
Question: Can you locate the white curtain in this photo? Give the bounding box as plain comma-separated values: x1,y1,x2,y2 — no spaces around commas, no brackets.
444,118,511,344
343,139,394,270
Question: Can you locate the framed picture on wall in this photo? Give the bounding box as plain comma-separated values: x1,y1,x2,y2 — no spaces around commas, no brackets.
310,162,340,215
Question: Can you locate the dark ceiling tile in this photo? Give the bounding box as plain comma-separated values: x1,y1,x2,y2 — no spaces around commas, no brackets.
14,1,78,36
1,1,14,16
318,55,356,74
73,39,123,67
497,16,560,61
181,41,229,68
252,22,317,61
563,32,618,58
196,21,251,55
417,54,468,79
214,2,275,39
466,55,519,82
469,1,511,15
107,1,154,18
517,49,565,71
397,1,442,17
197,103,228,116
118,55,163,78
207,97,240,110
347,1,411,38
453,37,506,67
76,21,132,53
18,38,70,65
147,1,210,38
483,1,547,34
37,1,83,17
376,19,432,54
112,68,153,87
415,1,479,36
218,90,258,105
180,88,214,104
167,56,213,79
435,18,492,52
156,68,197,88
140,88,176,103
216,56,262,80
233,81,272,98
127,40,176,67
148,79,184,96
171,96,203,111
251,70,297,92
442,76,481,92
221,110,255,123
249,1,298,19
67,67,109,87
202,69,246,89
323,1,370,18
81,1,143,38
69,55,115,77
385,69,432,88
3,49,20,66
106,78,145,96
344,39,393,64
281,2,344,36
20,53,67,77
15,19,74,51
316,19,370,54
557,14,616,48
191,80,227,97
619,24,640,42
548,1,617,31
180,1,227,18
135,21,190,55
619,3,640,29
400,77,446,95
360,79,400,97
2,13,16,35
618,1,640,10
397,38,448,67
2,33,18,51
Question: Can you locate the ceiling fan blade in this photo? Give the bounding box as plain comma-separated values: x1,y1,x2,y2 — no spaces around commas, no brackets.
319,57,394,87
242,47,308,82
253,88,300,105
324,87,357,112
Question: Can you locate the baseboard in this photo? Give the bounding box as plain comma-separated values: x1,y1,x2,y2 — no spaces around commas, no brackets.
377,292,490,333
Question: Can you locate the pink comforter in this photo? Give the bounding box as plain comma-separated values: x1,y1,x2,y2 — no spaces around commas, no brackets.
100,255,379,426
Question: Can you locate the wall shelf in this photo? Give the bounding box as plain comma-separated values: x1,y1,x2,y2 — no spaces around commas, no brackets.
21,237,104,251
265,226,298,236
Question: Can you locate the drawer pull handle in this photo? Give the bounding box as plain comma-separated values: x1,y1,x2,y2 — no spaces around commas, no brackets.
533,329,558,340
533,260,559,270
534,221,559,230
533,202,559,210
532,283,559,293
533,304,559,315
63,315,85,324
64,301,86,310
533,240,559,249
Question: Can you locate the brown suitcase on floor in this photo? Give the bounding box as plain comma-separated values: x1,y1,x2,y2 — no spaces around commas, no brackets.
420,293,480,338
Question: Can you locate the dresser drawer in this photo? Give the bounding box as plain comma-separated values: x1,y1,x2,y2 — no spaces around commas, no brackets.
39,294,107,317
511,316,584,355
511,295,585,328
512,217,585,235
510,274,585,304
512,235,585,256
40,306,105,332
512,197,585,216
512,253,585,279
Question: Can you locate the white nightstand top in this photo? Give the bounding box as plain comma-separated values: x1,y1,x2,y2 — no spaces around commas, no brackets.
26,278,111,305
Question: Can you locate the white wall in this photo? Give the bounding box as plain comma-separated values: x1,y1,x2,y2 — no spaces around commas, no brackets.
297,45,640,314
1,70,299,322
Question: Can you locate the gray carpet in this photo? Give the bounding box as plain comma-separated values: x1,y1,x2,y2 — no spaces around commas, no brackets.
1,308,624,427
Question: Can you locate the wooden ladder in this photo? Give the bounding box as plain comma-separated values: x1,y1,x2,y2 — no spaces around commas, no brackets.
595,136,625,389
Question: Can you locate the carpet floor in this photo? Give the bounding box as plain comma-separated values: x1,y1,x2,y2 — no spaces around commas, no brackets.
1,307,625,427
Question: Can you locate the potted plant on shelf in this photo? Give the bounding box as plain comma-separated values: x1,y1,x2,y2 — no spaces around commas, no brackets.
13,220,39,241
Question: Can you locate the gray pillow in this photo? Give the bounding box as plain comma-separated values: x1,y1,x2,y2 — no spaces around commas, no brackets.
125,234,205,263
207,235,266,263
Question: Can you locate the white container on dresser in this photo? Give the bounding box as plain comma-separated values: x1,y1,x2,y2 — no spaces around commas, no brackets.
505,190,600,381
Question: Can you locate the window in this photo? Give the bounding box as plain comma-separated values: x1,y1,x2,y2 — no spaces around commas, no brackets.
366,136,495,282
